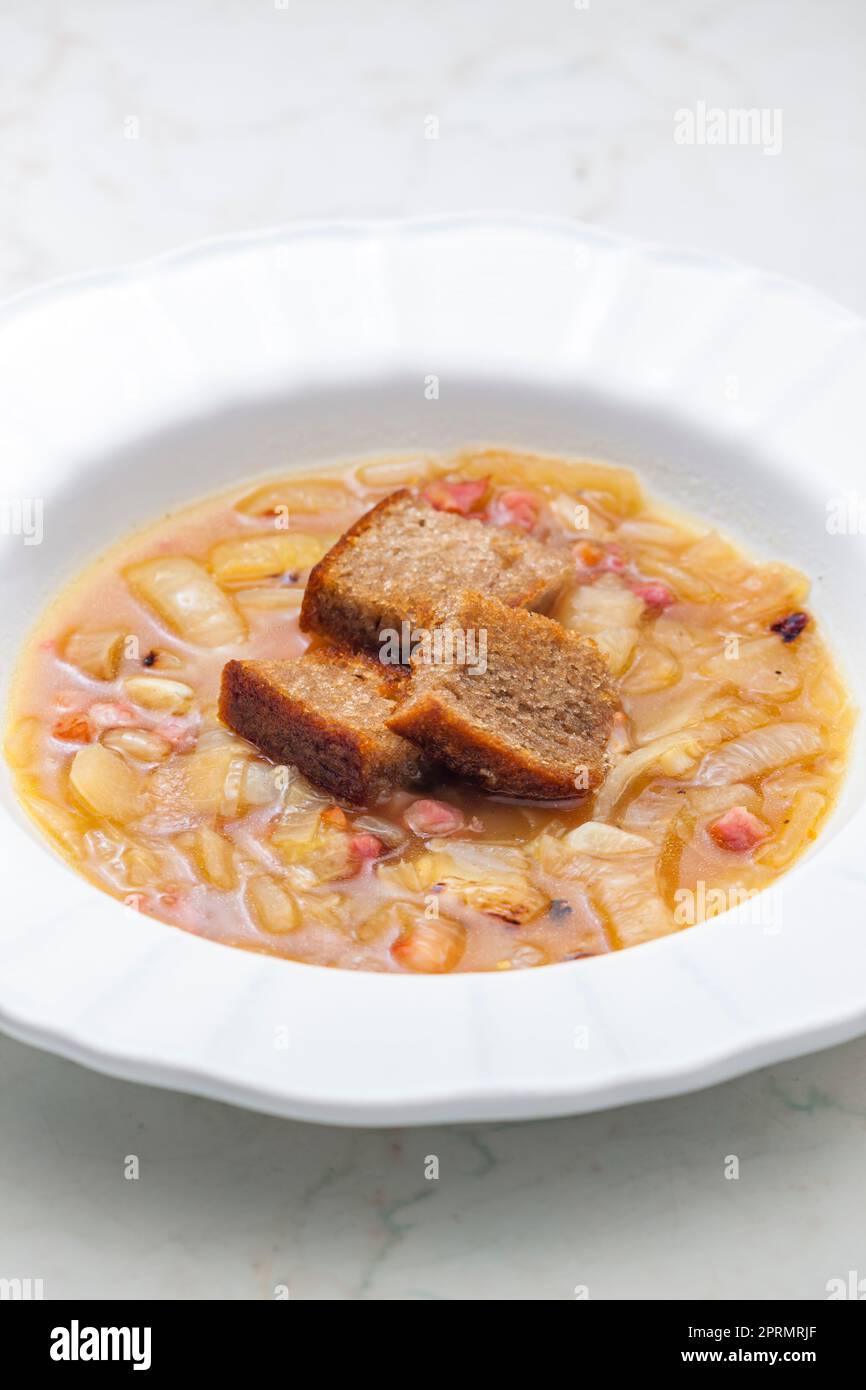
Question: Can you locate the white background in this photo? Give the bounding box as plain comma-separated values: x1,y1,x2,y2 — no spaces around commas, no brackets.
2,0,866,1300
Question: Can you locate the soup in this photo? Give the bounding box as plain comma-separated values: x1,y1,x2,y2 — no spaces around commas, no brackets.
4,449,853,972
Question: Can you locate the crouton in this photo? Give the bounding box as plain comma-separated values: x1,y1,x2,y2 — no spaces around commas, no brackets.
300,490,570,655
386,592,618,798
219,646,429,805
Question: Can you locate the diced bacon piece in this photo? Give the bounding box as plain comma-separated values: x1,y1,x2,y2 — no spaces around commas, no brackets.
576,541,627,573
486,489,541,532
350,832,385,860
709,805,770,853
422,478,489,515
633,581,675,609
403,798,465,836
575,541,604,568
52,712,91,742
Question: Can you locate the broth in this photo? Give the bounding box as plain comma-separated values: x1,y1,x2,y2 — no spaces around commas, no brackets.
4,449,854,972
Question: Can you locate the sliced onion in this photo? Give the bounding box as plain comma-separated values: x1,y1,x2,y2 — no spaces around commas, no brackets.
531,829,673,948
391,915,466,973
123,676,195,714
190,825,238,890
125,556,246,647
353,814,407,848
589,859,675,948
247,875,299,933
558,575,643,626
695,723,823,786
236,477,353,517
700,636,802,700
620,643,681,695
564,822,653,855
593,731,703,820
354,457,434,489
4,716,41,770
685,783,759,818
619,784,692,847
64,628,127,680
69,744,142,822
209,532,332,585
557,576,644,675
21,792,86,858
756,789,826,870
102,728,172,762
234,587,305,612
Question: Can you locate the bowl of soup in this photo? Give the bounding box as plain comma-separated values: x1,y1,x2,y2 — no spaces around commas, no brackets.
0,217,863,1123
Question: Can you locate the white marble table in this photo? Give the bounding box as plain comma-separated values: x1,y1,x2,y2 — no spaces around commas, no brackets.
2,0,865,1300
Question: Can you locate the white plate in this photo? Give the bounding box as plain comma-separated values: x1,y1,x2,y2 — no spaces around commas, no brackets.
0,216,864,1126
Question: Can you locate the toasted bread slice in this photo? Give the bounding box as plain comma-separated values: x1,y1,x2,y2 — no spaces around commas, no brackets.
219,646,428,805
300,490,570,655
386,591,618,798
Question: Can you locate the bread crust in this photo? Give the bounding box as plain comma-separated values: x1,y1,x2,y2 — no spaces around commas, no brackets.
219,645,427,805
386,592,617,799
300,489,570,653
388,693,596,797
300,491,407,641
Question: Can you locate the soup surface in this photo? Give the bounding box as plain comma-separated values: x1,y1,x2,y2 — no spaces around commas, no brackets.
5,449,853,972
